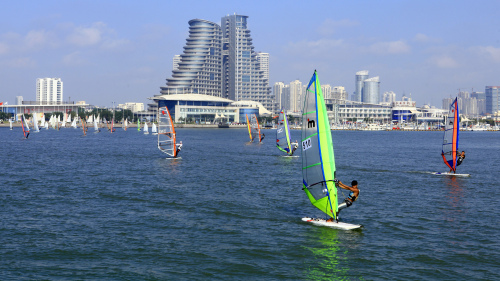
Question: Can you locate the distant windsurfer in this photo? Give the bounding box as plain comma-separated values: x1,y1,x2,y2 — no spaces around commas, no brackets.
326,179,359,221
26,131,30,139
175,141,183,157
291,141,298,155
260,133,265,142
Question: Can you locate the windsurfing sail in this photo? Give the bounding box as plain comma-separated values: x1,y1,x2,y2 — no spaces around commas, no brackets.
246,114,253,141
158,106,177,157
152,122,157,135
94,119,99,132
441,97,460,172
250,114,262,142
301,70,338,220
21,115,29,138
9,119,13,130
82,119,87,136
144,122,149,134
123,119,128,131
137,119,141,131
33,113,40,132
276,109,292,155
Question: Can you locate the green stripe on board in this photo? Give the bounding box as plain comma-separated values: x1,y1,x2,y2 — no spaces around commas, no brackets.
301,133,317,142
303,162,321,169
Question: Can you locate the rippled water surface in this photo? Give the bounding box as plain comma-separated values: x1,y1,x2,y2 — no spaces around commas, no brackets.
1,127,499,280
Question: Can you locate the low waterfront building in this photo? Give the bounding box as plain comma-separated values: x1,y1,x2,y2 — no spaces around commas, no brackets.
149,94,271,124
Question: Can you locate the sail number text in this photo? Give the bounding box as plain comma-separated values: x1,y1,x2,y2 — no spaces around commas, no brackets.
302,138,312,151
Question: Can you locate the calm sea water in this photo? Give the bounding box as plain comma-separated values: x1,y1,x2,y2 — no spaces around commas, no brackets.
1,127,499,280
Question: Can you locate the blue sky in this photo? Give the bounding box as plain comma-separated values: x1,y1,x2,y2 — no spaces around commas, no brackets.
1,0,499,108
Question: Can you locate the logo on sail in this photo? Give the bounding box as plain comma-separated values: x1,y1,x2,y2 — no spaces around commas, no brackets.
307,118,315,128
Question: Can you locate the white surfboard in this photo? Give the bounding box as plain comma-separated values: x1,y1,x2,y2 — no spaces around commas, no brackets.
432,172,470,177
302,217,362,230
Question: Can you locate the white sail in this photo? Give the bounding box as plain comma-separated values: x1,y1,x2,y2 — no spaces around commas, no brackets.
94,119,99,131
152,123,157,135
158,106,178,157
71,118,77,128
144,122,149,134
9,119,13,130
33,112,40,132
45,121,49,129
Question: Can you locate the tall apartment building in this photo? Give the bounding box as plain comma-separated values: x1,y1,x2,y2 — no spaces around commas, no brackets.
36,78,63,103
256,52,269,81
289,80,302,112
281,85,290,112
485,86,500,114
273,82,285,109
363,77,380,104
160,19,222,96
354,70,369,102
221,14,272,110
471,91,486,115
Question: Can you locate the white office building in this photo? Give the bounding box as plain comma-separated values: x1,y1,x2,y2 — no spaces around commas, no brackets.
36,78,63,103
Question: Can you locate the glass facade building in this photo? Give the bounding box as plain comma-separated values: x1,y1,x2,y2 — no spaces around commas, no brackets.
362,77,380,104
486,86,500,114
221,14,272,110
354,71,369,102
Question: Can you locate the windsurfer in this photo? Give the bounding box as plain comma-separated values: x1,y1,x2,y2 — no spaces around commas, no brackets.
175,141,183,157
457,151,465,166
291,141,298,155
260,133,265,142
328,179,359,221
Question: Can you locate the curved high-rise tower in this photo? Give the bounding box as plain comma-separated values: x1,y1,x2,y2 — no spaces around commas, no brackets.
160,19,222,96
354,70,369,102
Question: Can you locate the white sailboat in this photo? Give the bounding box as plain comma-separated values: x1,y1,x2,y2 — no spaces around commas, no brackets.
9,119,13,130
94,119,100,133
144,122,149,135
32,113,40,132
71,118,77,129
151,123,157,135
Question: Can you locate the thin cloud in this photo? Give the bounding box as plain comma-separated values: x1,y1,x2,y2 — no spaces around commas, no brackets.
318,19,359,37
0,43,8,55
24,29,58,49
67,22,106,46
478,46,500,62
285,38,345,57
4,57,37,68
428,55,459,68
365,40,411,55
62,51,87,66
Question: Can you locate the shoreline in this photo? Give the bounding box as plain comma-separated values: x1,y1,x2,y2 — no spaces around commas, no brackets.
2,123,497,131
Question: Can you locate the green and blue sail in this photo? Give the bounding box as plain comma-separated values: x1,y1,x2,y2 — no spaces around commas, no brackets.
276,110,292,155
301,70,338,219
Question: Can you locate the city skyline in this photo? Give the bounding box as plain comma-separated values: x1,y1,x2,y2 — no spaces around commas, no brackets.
1,1,500,108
